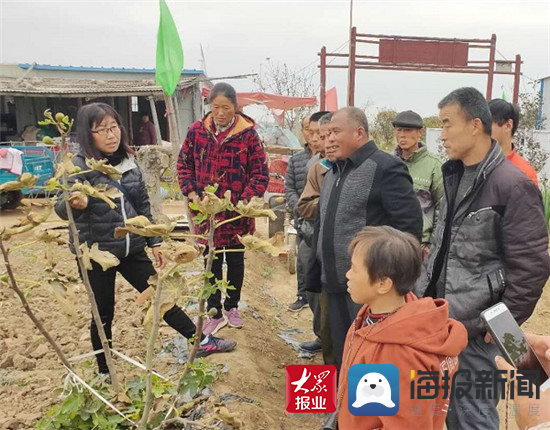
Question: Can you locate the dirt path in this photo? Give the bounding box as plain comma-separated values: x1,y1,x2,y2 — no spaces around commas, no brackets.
0,216,325,429
0,207,548,429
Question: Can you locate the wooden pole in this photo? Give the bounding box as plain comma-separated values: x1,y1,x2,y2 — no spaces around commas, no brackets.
148,96,162,144
486,34,497,100
164,91,196,233
320,46,327,110
163,94,179,155
513,54,521,105
348,27,357,107
127,96,134,145
171,90,183,145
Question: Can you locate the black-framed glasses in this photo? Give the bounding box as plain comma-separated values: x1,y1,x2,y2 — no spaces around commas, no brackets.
91,125,120,136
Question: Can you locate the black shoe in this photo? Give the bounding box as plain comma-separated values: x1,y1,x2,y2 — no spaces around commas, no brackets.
288,296,308,312
299,338,322,353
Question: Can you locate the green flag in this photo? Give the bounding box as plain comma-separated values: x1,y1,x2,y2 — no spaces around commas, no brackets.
155,0,184,96
501,90,507,100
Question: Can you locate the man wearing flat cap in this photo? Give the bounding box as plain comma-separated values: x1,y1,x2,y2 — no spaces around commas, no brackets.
393,110,443,258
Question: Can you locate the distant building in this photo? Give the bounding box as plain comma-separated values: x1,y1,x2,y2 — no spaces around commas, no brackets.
0,63,207,144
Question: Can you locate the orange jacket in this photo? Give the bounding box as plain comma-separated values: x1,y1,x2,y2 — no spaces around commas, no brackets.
337,293,468,430
507,150,538,186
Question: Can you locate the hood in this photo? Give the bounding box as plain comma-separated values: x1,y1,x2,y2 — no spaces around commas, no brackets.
353,293,467,357
115,155,137,174
202,112,256,141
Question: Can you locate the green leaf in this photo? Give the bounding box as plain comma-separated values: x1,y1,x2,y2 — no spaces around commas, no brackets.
204,184,218,194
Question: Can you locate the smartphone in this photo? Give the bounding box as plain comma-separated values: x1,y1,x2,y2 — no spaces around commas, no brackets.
481,302,550,391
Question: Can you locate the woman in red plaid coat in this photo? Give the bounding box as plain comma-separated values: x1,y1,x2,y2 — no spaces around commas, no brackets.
177,82,269,335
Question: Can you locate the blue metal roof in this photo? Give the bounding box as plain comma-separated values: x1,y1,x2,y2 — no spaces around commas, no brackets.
18,63,203,76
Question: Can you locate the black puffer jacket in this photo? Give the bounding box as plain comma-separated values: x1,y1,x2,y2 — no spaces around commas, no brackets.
54,153,162,259
417,141,550,338
285,146,312,216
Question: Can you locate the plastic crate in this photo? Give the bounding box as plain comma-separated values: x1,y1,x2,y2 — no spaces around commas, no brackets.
0,146,55,194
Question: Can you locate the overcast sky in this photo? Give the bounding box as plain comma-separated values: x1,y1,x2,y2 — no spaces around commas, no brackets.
1,0,549,119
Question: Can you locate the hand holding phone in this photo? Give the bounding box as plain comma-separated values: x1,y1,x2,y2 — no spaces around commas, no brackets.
481,302,550,389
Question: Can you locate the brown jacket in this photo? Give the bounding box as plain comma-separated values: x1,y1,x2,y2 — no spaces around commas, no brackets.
297,158,332,220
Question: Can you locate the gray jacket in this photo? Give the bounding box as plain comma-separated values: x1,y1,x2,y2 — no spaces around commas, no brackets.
55,154,161,259
417,142,550,338
307,141,422,293
285,146,312,216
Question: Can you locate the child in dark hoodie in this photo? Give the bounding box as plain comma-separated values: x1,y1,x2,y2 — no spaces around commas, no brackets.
337,226,467,430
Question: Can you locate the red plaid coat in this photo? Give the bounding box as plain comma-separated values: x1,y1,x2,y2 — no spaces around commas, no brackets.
177,112,269,247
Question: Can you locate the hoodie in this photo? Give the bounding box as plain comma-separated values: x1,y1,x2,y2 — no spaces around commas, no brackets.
337,293,468,430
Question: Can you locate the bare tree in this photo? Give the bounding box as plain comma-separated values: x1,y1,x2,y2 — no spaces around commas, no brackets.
371,109,398,153
253,59,316,131
514,84,548,173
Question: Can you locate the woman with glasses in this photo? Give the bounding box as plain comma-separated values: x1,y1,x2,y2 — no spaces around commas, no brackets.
55,102,236,376
177,83,269,335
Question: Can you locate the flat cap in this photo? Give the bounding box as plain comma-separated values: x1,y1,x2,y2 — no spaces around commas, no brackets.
392,110,423,128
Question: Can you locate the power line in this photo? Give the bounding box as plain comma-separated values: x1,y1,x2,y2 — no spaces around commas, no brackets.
303,40,349,82
297,39,349,76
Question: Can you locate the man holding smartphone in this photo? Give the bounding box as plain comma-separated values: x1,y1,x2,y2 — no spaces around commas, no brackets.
416,87,550,430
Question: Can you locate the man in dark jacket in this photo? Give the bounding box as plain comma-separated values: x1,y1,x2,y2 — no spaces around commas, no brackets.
416,87,550,430
285,115,313,311
136,113,157,146
307,107,422,367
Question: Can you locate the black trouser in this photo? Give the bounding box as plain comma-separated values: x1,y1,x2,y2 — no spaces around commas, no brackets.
205,244,245,319
326,290,362,369
82,250,198,373
296,234,308,298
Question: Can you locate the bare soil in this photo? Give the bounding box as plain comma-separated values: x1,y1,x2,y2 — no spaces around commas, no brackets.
0,204,548,430
0,208,325,430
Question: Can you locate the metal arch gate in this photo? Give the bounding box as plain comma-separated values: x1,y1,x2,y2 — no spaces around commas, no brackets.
319,28,522,108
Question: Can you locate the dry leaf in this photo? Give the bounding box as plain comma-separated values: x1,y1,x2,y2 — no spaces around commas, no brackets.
216,407,243,429
1,225,35,240
18,205,53,227
125,216,152,227
70,181,119,209
89,243,120,271
1,213,49,240
114,219,176,238
35,229,67,245
0,173,38,192
143,276,183,333
86,158,122,181
116,392,132,405
171,243,201,264
238,234,281,257
45,242,56,268
235,196,277,220
49,282,77,318
20,199,51,208
54,153,78,180
193,189,234,215
79,243,120,271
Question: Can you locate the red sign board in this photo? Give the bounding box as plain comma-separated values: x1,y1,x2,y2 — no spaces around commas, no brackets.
285,365,337,413
379,39,469,67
